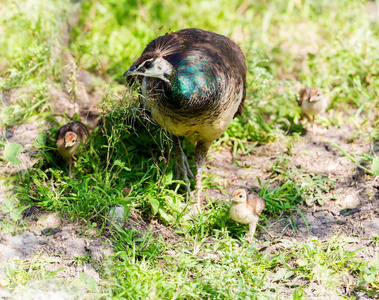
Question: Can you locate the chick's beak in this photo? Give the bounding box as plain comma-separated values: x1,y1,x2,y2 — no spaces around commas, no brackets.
231,195,243,203
309,96,317,102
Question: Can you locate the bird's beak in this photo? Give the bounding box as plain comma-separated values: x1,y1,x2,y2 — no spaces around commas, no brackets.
309,96,316,102
231,196,242,203
123,66,137,77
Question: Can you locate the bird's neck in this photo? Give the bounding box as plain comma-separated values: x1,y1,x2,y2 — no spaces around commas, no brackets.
164,69,179,90
231,201,247,208
164,62,215,103
162,69,188,105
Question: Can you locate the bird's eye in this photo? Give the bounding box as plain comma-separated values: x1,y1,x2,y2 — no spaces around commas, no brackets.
317,93,320,97
144,61,152,69
239,194,243,198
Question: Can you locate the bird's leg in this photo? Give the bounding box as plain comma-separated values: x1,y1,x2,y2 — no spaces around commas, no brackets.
311,116,316,133
247,216,259,240
173,135,195,195
304,115,314,133
192,140,212,216
68,162,73,178
67,157,74,178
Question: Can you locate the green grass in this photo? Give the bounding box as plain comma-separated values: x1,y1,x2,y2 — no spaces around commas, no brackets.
1,0,379,298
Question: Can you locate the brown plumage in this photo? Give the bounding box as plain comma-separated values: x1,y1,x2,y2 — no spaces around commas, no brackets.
56,121,89,177
123,28,246,216
230,189,265,240
298,87,328,133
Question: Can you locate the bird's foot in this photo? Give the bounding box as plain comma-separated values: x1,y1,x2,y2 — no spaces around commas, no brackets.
181,190,202,220
247,234,256,242
308,122,319,134
309,121,326,135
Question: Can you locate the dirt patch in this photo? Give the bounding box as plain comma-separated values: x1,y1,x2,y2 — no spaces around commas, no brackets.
0,209,112,270
205,110,379,264
122,209,182,243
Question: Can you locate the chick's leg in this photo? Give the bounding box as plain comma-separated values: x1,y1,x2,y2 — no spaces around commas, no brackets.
173,135,195,195
304,115,315,134
68,158,73,178
247,216,259,240
312,115,322,134
192,140,212,216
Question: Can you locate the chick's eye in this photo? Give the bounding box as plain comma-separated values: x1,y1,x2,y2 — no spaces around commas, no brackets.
317,93,320,97
239,194,243,198
144,61,152,69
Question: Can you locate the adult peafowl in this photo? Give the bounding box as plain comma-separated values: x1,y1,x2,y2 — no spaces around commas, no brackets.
124,28,246,215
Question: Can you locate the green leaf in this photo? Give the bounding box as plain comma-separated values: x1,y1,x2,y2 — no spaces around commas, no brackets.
10,209,23,221
33,134,46,148
297,258,308,267
80,273,97,292
2,197,15,212
114,159,124,168
114,159,131,171
4,142,22,165
1,198,28,221
273,268,293,282
364,273,376,283
369,259,379,268
161,172,173,186
149,197,160,215
158,208,175,223
372,157,379,176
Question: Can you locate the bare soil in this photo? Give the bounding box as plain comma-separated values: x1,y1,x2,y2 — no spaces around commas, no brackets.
204,109,379,269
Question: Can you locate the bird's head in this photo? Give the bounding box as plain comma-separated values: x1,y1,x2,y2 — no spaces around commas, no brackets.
64,132,78,148
123,53,174,84
308,88,323,102
231,189,247,203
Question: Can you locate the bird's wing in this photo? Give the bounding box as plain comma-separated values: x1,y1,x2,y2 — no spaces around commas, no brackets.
298,89,306,106
247,193,266,215
72,122,89,142
297,94,302,106
56,124,68,142
298,88,311,106
324,95,330,106
234,44,247,117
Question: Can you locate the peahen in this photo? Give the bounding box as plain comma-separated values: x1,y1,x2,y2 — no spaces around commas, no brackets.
124,28,246,215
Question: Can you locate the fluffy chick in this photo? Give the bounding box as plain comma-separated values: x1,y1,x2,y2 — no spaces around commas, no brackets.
298,87,328,133
56,121,89,177
230,189,265,240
